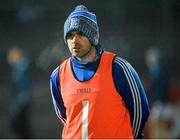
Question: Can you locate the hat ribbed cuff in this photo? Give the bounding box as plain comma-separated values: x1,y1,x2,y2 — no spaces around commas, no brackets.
64,23,98,46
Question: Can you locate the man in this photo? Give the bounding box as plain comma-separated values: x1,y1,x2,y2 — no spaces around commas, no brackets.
7,47,33,138
50,5,150,139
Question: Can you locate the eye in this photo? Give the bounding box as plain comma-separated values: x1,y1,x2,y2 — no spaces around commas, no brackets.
66,33,74,39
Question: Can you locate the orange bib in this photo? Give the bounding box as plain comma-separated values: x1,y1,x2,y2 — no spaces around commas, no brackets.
59,51,133,139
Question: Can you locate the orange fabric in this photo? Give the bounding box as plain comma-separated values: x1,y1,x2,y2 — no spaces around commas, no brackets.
59,51,133,139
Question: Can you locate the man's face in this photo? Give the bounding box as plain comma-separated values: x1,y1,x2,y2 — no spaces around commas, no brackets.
67,31,92,60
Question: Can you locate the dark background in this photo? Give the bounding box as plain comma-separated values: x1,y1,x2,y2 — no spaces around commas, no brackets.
0,0,180,138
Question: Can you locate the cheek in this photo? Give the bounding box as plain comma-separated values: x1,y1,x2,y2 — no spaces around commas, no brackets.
67,41,72,49
67,40,71,46
83,38,91,46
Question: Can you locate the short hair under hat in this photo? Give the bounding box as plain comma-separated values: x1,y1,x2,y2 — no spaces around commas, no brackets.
64,5,99,46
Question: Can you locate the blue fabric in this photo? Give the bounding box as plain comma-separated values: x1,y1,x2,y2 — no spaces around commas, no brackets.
131,69,150,138
113,58,150,138
50,45,149,138
13,59,29,93
50,67,66,119
70,11,97,23
11,59,31,106
64,5,99,45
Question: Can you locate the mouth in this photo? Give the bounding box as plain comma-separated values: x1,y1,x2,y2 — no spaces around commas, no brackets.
73,48,80,51
72,46,81,52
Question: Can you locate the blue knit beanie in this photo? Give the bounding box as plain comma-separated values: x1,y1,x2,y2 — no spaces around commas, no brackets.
64,5,99,46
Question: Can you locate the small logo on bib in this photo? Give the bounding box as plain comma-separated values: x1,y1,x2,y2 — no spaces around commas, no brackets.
77,88,91,93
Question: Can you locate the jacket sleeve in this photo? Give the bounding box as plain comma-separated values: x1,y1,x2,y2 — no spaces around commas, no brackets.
113,56,150,139
50,66,66,124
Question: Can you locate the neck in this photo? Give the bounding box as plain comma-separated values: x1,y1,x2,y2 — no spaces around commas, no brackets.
76,46,98,62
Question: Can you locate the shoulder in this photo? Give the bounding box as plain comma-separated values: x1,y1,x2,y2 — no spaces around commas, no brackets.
50,57,71,80
50,66,59,81
113,56,135,73
59,57,71,70
103,51,132,69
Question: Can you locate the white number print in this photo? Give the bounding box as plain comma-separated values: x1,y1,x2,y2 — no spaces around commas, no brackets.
82,100,89,140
